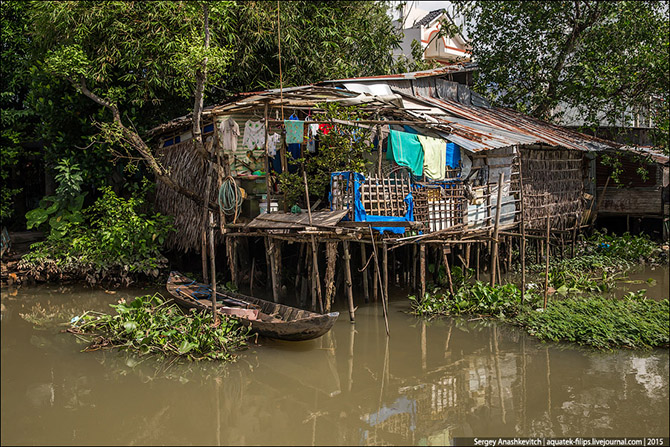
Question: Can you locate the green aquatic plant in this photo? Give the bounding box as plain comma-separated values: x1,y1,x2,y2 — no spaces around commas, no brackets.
515,295,669,350
68,293,249,361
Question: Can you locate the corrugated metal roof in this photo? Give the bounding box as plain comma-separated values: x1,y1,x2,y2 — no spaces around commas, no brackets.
318,64,476,84
412,94,620,152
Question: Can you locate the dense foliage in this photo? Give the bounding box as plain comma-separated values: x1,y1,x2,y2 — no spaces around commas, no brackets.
455,1,669,152
279,103,375,207
20,183,173,286
68,293,249,361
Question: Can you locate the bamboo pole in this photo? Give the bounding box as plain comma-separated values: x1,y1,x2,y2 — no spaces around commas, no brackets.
267,237,280,303
360,242,370,304
419,243,426,299
368,227,389,336
343,241,356,322
303,168,323,312
383,241,389,305
442,245,454,296
543,209,550,310
249,256,255,296
264,101,271,214
324,242,337,313
519,151,527,304
208,211,218,325
201,164,213,283
201,230,209,283
490,172,505,286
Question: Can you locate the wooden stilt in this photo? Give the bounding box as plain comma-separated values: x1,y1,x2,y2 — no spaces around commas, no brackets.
264,236,272,294
571,217,578,258
208,212,218,325
360,242,370,304
475,243,480,281
372,245,379,302
267,237,280,303
519,150,527,304
490,172,505,286
442,245,454,296
465,243,471,270
249,256,255,296
383,241,389,304
324,241,337,313
368,227,389,336
419,243,426,299
543,209,551,310
310,236,323,313
343,241,356,322
412,244,417,292
226,237,237,288
295,243,305,292
201,230,209,283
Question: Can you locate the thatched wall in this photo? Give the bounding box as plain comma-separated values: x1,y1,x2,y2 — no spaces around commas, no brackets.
521,148,585,230
155,140,224,253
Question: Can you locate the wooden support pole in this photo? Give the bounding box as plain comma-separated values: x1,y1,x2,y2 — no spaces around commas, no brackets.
324,241,337,313
442,245,454,296
360,242,370,304
201,163,213,283
383,241,389,304
419,243,426,299
201,230,209,283
519,151,527,304
465,243,471,270
369,227,389,336
267,237,280,303
310,236,324,313
571,217,578,258
490,172,505,286
475,242,480,281
543,209,550,310
249,256,255,296
226,237,237,289
263,102,271,214
208,211,218,325
412,244,418,292
373,244,379,302
343,241,356,322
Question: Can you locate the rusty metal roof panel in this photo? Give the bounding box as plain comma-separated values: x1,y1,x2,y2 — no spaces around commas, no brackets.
317,65,475,84
415,94,620,152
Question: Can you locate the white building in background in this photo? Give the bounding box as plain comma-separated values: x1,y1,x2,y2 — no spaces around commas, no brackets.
394,6,470,65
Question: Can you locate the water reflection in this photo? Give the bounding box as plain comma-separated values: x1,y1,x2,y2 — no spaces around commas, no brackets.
1,280,668,445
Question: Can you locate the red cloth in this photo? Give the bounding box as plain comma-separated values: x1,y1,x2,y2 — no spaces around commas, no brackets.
319,123,332,135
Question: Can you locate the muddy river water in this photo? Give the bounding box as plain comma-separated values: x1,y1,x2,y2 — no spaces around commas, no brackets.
2,266,668,445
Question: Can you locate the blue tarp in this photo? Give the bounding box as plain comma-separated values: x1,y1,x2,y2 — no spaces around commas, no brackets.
330,172,414,235
446,142,461,169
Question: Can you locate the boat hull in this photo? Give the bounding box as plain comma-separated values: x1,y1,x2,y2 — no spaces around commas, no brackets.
166,271,339,341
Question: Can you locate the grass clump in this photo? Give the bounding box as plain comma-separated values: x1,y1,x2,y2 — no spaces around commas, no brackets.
68,293,249,361
515,293,669,350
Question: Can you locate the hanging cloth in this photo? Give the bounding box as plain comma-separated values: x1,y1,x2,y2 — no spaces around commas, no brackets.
445,142,461,169
219,117,240,151
418,135,446,180
305,118,319,153
387,129,424,176
267,133,281,157
284,119,305,145
242,120,265,150
319,123,332,135
285,115,302,173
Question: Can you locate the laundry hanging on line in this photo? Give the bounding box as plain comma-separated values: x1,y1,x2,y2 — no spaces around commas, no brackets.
387,129,424,176
418,135,446,180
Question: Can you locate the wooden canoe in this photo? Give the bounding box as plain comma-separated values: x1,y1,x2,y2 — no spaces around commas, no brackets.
166,271,339,341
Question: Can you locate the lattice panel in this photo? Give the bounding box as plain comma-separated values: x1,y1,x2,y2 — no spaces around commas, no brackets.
359,175,412,217
413,181,466,232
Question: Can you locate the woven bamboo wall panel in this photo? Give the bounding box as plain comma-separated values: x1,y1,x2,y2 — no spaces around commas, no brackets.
521,148,585,230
